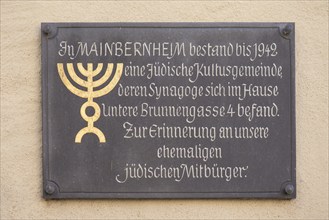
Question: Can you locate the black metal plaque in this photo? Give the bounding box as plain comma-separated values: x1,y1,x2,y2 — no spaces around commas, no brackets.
42,23,295,199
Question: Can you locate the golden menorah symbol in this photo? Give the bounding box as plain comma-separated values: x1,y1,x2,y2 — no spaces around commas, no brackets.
57,62,123,143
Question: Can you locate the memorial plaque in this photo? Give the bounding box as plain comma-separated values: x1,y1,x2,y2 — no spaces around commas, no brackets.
42,23,295,199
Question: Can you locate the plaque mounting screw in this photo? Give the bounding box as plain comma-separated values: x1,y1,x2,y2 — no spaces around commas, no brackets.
285,184,294,195
282,24,293,36
45,184,55,195
42,25,52,35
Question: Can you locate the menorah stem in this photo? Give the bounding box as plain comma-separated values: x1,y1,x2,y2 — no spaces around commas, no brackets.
75,64,107,142
87,72,94,130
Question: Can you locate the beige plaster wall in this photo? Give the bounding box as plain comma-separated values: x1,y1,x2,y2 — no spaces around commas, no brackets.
1,0,328,219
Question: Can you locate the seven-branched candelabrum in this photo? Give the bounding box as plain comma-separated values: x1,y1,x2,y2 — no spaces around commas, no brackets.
57,62,123,143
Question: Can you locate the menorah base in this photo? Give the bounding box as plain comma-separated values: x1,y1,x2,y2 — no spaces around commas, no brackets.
75,127,106,143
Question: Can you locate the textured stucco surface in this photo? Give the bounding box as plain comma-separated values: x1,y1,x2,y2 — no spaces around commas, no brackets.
0,1,328,219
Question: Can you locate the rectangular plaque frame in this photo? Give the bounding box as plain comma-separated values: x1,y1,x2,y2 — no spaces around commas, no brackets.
42,22,295,199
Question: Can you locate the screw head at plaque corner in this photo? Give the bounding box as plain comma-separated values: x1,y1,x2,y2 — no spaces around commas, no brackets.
42,25,52,35
282,24,293,36
45,184,55,195
284,184,294,195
